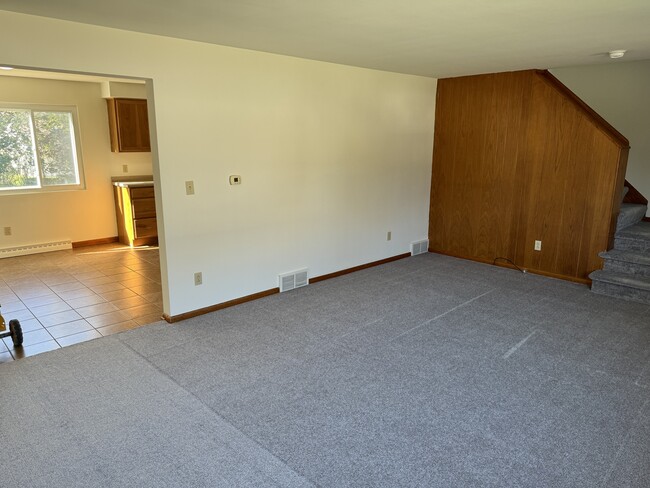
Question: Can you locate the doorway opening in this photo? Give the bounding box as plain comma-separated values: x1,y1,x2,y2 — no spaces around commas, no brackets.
0,66,165,361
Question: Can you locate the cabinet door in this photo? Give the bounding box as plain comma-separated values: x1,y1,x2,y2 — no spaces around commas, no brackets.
134,218,158,238
132,198,156,219
107,98,151,152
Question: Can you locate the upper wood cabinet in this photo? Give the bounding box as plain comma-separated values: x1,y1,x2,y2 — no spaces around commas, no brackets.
106,98,151,152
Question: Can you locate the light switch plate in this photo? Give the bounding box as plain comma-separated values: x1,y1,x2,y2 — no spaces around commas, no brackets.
185,180,195,195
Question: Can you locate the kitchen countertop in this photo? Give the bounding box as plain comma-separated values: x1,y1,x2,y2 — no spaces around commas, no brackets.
113,181,154,188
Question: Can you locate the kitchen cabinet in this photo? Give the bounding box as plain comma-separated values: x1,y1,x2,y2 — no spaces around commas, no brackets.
114,182,158,247
106,98,151,152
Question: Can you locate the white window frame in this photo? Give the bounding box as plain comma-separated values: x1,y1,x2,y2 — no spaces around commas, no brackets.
0,102,86,194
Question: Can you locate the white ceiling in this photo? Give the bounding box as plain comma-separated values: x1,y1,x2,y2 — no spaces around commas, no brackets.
1,0,649,78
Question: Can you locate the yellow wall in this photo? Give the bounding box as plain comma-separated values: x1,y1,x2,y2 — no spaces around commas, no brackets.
0,75,152,246
0,11,437,316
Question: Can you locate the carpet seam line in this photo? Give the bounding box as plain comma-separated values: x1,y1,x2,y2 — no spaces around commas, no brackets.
390,288,497,342
116,337,319,488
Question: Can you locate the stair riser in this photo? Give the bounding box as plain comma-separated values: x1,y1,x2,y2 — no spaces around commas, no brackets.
613,237,650,253
616,205,648,232
591,280,650,305
603,260,650,277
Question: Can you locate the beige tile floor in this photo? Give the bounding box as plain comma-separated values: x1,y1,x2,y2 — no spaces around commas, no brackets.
0,244,163,362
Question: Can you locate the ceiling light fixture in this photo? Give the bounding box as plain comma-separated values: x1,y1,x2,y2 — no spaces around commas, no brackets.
0,66,14,70
608,50,626,59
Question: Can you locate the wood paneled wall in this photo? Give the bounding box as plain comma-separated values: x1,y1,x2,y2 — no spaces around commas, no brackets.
429,70,629,283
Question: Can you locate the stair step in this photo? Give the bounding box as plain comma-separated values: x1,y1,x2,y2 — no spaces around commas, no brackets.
600,250,650,277
616,204,647,232
615,222,650,252
589,270,650,304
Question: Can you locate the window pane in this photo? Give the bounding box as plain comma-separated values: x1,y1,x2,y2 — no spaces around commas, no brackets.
0,109,39,189
33,111,79,186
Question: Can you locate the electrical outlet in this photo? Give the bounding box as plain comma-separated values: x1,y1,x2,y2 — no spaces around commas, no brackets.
185,180,195,195
122,164,128,173
387,231,392,241
534,240,542,251
194,272,202,286
3,226,11,236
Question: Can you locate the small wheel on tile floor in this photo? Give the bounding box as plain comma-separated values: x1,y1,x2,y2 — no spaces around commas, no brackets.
9,319,22,347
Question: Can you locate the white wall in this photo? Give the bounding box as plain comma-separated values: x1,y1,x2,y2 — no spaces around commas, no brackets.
0,76,152,247
105,81,148,99
0,11,437,317
552,60,650,216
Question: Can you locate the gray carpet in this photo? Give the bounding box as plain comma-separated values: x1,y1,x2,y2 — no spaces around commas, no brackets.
1,253,649,487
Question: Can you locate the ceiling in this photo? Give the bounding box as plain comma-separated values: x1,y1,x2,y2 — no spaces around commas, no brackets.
1,0,649,78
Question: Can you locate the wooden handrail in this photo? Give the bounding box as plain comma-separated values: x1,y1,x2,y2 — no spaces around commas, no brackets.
535,70,630,148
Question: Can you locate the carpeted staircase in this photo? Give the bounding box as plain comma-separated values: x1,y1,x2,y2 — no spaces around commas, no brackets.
589,189,650,304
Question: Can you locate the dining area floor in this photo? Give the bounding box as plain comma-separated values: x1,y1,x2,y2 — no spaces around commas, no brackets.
0,243,163,361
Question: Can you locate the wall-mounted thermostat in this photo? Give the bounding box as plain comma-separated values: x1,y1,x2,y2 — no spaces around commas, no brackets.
229,175,241,185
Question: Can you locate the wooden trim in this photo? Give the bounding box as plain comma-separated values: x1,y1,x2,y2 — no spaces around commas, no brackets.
310,253,411,283
535,70,629,148
163,252,412,323
71,236,119,248
429,249,591,285
131,236,159,248
163,288,279,323
106,98,119,152
623,179,648,206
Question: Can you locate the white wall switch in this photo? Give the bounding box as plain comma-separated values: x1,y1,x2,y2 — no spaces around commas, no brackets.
387,231,392,241
185,180,195,195
122,164,128,173
534,240,542,251
194,272,202,286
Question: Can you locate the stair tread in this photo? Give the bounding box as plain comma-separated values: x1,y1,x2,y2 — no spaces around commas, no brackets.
617,221,650,240
599,249,650,265
616,204,647,232
589,270,650,291
620,203,647,210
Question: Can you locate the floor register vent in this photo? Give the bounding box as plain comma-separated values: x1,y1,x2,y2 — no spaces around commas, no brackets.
279,268,309,292
411,239,429,256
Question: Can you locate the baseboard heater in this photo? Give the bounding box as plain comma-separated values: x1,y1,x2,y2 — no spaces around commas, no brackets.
0,240,72,259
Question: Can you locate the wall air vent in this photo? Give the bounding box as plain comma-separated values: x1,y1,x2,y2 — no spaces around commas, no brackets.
411,239,429,256
279,268,309,292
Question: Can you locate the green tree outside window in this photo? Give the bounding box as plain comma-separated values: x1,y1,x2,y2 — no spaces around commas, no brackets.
0,106,82,191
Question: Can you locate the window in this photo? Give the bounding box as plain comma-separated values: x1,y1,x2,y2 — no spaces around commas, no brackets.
0,104,84,192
